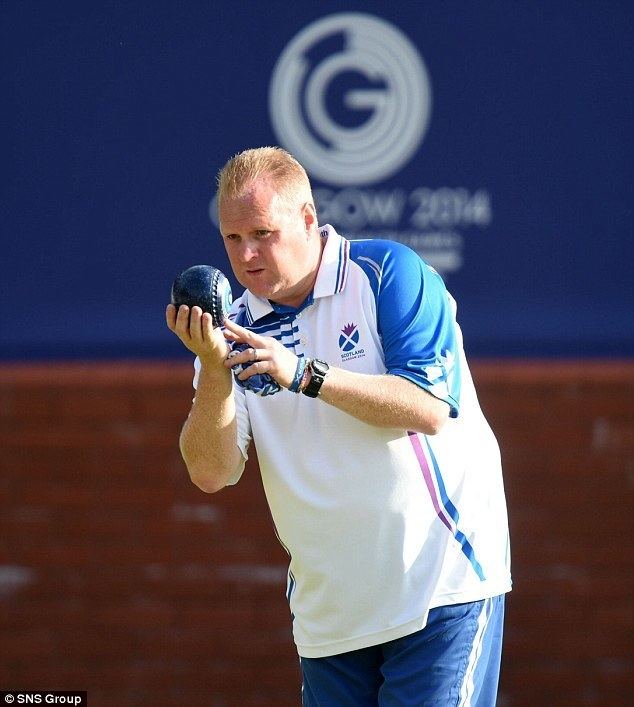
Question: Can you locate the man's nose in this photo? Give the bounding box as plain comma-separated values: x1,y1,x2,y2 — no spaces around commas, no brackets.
238,240,258,262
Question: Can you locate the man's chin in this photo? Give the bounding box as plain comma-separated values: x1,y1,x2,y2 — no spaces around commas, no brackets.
243,281,275,300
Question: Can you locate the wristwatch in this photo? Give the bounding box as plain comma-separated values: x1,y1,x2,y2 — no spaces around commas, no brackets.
302,359,330,398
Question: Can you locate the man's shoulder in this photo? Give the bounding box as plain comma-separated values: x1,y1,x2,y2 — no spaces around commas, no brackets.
348,237,428,283
349,236,410,257
350,237,427,266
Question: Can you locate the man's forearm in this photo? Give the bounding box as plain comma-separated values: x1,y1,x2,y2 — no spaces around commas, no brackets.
317,367,449,435
179,364,243,492
219,318,449,434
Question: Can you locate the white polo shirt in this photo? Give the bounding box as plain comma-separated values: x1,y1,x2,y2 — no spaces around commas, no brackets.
194,225,511,658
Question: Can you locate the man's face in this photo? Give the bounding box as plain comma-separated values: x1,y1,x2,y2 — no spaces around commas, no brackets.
218,178,318,308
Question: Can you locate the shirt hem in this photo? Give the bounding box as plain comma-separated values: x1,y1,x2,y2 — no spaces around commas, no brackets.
295,579,512,659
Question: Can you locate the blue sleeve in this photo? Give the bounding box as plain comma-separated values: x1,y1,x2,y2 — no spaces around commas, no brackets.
352,240,462,417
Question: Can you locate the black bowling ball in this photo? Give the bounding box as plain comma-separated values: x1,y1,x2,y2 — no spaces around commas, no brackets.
171,265,232,327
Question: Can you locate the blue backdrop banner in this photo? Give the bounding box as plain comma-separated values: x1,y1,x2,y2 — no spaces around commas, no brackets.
2,1,632,358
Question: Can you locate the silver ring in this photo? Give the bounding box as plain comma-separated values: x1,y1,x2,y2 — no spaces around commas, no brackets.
251,348,258,361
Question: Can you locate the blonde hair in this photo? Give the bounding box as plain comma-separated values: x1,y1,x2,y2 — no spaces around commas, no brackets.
216,146,314,210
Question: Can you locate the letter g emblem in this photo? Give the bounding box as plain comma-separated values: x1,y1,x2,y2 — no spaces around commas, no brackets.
269,13,432,186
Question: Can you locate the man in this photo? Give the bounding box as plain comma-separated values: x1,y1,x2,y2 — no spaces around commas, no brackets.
166,146,511,705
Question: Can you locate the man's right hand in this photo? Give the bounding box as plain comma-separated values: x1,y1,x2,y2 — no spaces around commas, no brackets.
165,304,229,365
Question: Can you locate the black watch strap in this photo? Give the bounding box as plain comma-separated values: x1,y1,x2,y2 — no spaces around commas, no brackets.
302,359,329,398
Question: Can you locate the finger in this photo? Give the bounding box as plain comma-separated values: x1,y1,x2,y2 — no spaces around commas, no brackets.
237,360,265,381
223,329,241,342
175,305,191,335
225,343,270,370
188,306,204,340
222,317,243,334
166,304,177,330
201,311,214,342
224,346,258,368
223,317,260,344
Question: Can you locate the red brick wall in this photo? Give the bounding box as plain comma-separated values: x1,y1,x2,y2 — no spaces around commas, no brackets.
1,361,632,706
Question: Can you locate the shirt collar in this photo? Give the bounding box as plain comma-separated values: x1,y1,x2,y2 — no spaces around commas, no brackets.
244,224,350,324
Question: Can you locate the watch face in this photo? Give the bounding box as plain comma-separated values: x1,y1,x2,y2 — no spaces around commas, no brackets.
312,359,329,376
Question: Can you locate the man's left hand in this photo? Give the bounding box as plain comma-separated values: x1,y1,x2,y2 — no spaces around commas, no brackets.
223,318,299,390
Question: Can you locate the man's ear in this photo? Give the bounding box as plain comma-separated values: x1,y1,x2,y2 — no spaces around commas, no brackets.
303,202,317,233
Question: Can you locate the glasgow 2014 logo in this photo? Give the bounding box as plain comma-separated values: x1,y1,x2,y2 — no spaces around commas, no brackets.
268,13,432,186
338,322,365,361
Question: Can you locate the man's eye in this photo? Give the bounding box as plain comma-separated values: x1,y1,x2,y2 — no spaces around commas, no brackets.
256,230,271,238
